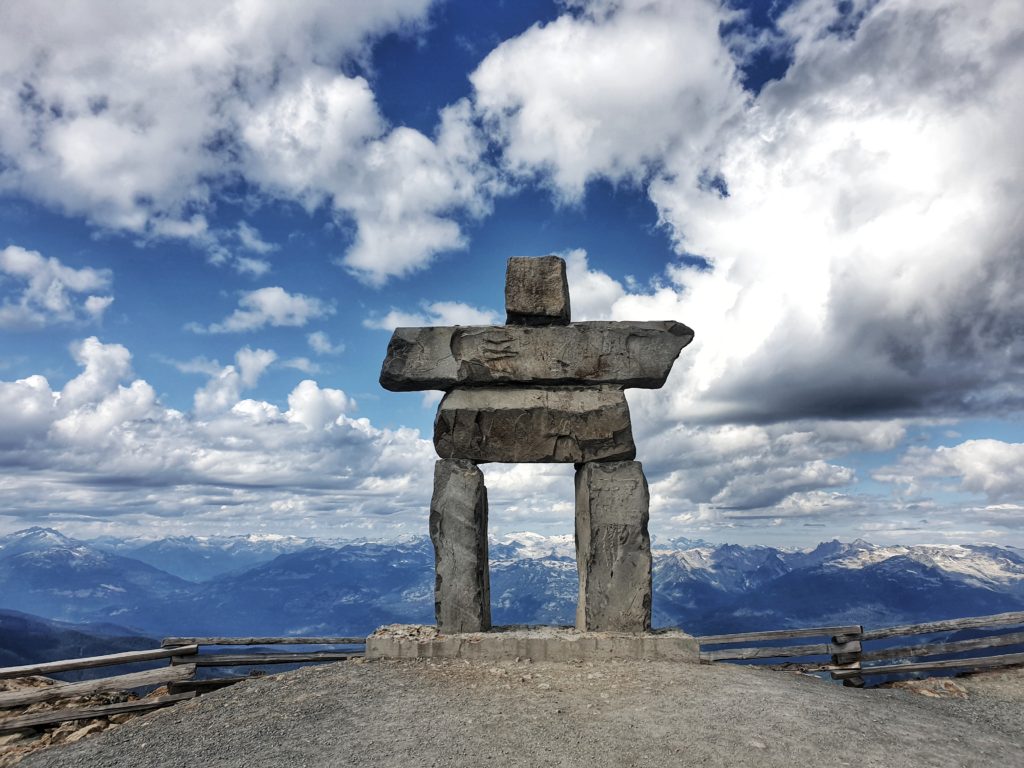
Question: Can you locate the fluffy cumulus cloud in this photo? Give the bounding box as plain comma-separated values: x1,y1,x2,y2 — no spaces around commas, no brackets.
0,338,435,536
0,246,112,328
472,0,744,202
3,0,1022,543
644,0,1024,425
307,331,345,356
193,347,277,417
877,440,1024,505
244,90,499,284
472,0,1024,422
0,0,497,283
456,0,1024,538
189,286,333,333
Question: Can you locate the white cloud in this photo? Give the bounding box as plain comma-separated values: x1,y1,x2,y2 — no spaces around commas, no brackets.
0,0,496,284
637,418,904,522
233,257,271,277
877,440,1024,504
235,347,277,388
236,222,277,255
562,248,625,320
333,100,501,285
471,0,744,202
286,379,355,430
364,300,499,330
0,375,56,446
83,295,114,319
190,286,333,333
193,346,276,417
307,331,344,355
60,337,133,410
650,0,1023,425
0,246,113,328
474,0,1024,427
282,357,320,375
0,338,435,536
243,79,500,284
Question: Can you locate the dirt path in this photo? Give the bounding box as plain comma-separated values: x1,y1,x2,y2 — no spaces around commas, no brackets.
18,660,1024,768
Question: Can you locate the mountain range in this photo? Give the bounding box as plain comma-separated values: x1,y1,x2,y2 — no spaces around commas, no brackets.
2,527,1023,656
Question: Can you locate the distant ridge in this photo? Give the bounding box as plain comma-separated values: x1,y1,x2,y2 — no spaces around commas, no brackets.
0,608,154,678
1,527,1022,648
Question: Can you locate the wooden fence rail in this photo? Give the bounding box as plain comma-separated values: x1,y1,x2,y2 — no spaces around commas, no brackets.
0,664,197,709
696,610,1024,687
0,693,196,735
0,633,367,735
0,645,198,680
161,636,366,693
161,636,366,647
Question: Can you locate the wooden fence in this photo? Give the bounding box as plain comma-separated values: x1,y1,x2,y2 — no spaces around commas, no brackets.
5,611,1023,733
160,636,365,695
697,610,1024,687
0,635,365,734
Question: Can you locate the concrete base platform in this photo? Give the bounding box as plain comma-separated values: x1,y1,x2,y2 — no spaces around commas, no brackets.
365,624,699,662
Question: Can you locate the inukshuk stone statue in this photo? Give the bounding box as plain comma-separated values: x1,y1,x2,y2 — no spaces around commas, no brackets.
379,256,693,634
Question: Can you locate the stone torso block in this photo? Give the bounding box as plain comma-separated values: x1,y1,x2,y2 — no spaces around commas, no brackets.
380,321,694,391
575,461,652,632
433,386,636,463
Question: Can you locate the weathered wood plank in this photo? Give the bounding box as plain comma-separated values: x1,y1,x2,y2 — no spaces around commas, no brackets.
161,636,365,647
171,652,360,667
0,664,196,709
861,631,1024,663
700,641,861,662
697,625,862,646
831,651,1024,679
0,645,197,680
861,611,1024,641
0,692,195,733
765,661,861,673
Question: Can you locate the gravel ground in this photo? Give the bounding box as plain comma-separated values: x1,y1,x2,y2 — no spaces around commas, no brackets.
19,660,1024,768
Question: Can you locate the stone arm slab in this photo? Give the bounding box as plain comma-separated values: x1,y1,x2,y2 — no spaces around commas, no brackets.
380,321,694,391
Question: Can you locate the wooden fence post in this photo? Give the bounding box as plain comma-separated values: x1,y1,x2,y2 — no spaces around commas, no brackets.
832,626,864,688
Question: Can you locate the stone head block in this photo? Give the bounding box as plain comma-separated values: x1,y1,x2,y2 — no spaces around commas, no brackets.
505,256,571,326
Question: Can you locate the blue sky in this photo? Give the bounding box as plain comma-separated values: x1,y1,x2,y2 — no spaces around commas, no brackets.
0,0,1022,546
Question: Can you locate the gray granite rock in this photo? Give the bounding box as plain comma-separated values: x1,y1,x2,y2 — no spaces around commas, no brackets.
434,386,635,463
575,461,652,633
505,255,571,326
430,459,491,633
380,321,693,391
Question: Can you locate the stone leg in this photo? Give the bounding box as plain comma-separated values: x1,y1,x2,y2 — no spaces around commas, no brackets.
430,459,491,633
574,461,652,632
